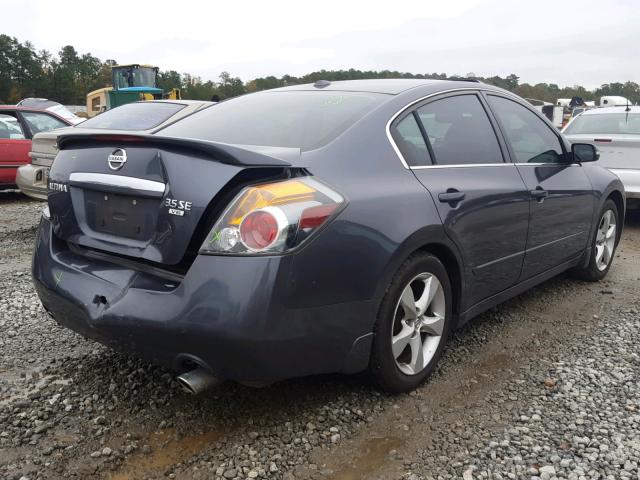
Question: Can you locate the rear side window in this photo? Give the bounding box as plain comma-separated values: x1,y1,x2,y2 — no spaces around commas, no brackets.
21,112,67,134
160,91,385,151
487,95,564,164
392,114,431,167
415,95,504,165
80,102,186,130
0,113,26,139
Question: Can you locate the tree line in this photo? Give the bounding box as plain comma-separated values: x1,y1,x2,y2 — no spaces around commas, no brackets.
1,34,639,106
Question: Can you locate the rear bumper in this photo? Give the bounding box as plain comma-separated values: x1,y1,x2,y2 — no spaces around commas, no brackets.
16,164,48,200
32,217,374,382
609,168,640,198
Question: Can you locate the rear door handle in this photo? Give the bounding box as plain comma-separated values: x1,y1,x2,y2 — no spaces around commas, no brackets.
438,191,466,203
530,187,548,200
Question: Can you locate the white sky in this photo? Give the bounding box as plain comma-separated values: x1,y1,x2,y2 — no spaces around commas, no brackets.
1,0,639,88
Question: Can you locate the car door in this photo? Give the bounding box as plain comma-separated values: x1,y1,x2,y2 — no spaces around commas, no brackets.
390,92,530,308
485,94,594,280
0,112,31,185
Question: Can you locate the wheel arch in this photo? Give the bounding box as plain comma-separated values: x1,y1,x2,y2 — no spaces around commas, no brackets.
375,226,466,323
416,243,463,319
607,189,625,243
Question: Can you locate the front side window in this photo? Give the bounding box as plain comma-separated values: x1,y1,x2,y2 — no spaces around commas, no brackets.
415,95,504,165
392,114,431,166
488,95,564,164
0,113,26,139
21,112,67,134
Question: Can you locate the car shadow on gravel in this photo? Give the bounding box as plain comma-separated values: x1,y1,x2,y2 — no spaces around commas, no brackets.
0,190,33,204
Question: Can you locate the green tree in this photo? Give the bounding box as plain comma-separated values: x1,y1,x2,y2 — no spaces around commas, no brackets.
157,70,182,92
217,71,245,99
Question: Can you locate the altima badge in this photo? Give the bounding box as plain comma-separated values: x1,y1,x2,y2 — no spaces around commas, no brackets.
107,149,127,171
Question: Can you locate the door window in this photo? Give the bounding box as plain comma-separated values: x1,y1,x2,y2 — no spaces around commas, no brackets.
415,95,504,165
487,95,564,164
0,114,26,139
391,113,431,166
21,112,68,134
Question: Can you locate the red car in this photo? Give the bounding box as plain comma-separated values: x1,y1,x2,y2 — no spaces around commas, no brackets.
0,106,72,189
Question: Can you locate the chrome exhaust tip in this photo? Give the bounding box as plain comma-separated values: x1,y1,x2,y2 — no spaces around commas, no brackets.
177,368,221,395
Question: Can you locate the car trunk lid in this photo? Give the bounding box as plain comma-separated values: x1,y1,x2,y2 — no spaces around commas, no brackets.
47,133,298,266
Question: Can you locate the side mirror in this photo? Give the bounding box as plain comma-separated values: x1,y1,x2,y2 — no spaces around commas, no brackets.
572,143,600,163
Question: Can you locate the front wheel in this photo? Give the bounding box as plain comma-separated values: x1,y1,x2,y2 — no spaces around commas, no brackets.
369,253,453,393
573,199,619,281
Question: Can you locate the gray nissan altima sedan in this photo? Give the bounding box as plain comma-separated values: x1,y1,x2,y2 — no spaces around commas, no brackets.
32,79,625,393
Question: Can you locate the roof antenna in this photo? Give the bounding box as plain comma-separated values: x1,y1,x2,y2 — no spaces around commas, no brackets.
625,98,631,124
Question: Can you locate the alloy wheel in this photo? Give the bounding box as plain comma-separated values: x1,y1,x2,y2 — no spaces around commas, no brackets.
391,272,446,375
595,209,616,271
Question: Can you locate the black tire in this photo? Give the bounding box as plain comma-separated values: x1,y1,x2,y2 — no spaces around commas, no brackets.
369,252,453,393
572,199,619,282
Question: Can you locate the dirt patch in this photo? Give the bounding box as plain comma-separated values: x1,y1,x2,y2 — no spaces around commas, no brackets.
109,428,224,480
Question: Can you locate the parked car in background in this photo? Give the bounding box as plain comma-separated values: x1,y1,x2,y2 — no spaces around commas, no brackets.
563,106,639,208
17,98,85,125
17,100,213,199
33,79,624,394
0,105,73,190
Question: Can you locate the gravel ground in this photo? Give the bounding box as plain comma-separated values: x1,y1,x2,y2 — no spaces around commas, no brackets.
1,190,640,480
409,306,640,480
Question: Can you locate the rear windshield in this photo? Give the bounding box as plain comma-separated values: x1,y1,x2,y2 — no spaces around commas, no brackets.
564,113,640,135
80,102,186,130
159,91,386,151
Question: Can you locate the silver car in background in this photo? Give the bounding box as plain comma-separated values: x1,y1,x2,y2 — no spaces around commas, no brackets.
17,100,213,199
563,106,640,208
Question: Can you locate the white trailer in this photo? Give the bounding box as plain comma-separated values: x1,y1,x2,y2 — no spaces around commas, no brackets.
600,96,631,107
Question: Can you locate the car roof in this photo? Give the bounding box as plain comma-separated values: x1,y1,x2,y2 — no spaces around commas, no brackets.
131,99,213,106
269,78,482,95
0,105,51,112
580,106,640,115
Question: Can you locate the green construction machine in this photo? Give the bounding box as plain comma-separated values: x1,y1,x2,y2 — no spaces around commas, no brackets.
86,64,181,117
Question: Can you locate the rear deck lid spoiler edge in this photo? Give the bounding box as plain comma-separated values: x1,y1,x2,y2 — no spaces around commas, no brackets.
56,133,297,167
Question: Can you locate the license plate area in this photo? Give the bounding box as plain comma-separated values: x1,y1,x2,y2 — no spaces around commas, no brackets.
85,190,156,241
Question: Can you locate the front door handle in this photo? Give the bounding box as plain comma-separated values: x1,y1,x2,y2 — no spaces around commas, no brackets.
530,187,548,201
438,190,466,204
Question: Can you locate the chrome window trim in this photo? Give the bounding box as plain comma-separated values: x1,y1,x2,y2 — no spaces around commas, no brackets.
514,163,581,167
385,87,527,170
68,173,166,194
410,163,516,170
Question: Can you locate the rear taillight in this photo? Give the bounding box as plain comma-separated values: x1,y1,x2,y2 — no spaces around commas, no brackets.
200,177,344,255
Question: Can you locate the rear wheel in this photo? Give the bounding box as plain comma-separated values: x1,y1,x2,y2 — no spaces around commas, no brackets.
369,253,453,393
573,199,619,281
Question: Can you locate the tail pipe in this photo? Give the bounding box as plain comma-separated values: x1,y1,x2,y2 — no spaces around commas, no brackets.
177,368,221,395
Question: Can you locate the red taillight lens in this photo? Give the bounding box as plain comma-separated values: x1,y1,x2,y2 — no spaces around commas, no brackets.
240,210,278,250
299,204,339,230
